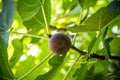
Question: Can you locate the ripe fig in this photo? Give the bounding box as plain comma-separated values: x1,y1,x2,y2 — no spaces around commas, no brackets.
49,33,71,54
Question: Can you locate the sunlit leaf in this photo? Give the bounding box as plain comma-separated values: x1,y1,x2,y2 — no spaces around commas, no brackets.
35,67,57,80
9,39,23,68
15,56,36,79
78,0,97,9
68,0,120,32
35,54,66,80
17,0,40,21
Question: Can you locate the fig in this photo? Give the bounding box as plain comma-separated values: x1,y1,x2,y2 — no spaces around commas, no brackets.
49,33,71,54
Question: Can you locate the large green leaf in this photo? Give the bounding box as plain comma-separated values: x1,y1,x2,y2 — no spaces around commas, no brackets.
67,0,120,32
0,36,14,80
0,0,15,32
17,0,40,21
17,0,51,34
0,0,15,46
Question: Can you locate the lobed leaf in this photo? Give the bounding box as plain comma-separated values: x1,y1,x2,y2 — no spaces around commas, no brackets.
17,0,51,34
68,0,120,32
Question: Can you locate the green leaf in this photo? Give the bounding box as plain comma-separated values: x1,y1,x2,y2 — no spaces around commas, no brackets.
67,0,120,32
102,27,108,40
78,0,97,9
62,0,77,10
67,24,88,32
72,63,95,80
0,32,9,46
108,29,120,56
9,39,23,68
92,73,104,80
101,27,113,57
0,36,14,79
35,54,66,80
103,37,113,47
0,0,15,46
17,0,51,34
103,37,113,58
65,4,82,17
102,27,113,55
88,37,97,54
48,54,66,67
35,67,57,80
110,37,120,56
17,0,41,21
15,56,36,79
86,64,95,79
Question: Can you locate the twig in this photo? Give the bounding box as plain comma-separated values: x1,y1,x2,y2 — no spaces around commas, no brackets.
71,46,86,55
71,45,120,61
41,2,50,35
11,32,49,40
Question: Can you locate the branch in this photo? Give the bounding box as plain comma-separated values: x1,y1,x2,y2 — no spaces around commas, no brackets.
71,46,86,55
71,46,120,61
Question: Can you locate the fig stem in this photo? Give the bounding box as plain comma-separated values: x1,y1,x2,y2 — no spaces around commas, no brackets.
17,53,53,80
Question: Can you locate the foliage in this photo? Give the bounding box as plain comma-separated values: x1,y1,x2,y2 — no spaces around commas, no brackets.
0,0,120,80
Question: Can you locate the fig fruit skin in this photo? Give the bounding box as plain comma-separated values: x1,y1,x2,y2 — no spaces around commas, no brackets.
49,33,71,54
